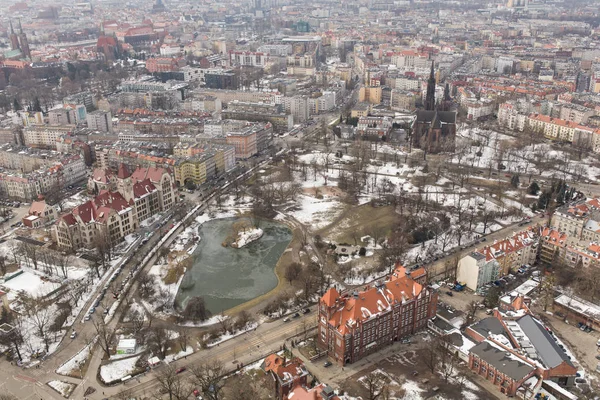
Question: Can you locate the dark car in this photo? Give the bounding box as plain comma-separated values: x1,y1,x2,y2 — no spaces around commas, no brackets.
445,291,454,296
293,312,300,318
303,308,311,314
323,361,332,367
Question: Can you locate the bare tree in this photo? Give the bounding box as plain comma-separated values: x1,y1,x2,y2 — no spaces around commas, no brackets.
284,262,302,284
363,371,390,400
155,364,193,400
91,316,115,358
189,361,225,400
148,327,170,360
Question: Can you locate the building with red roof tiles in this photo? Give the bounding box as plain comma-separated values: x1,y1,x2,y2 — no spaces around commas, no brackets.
318,265,437,366
261,354,309,400
538,227,568,265
54,164,174,251
552,198,600,241
287,383,339,400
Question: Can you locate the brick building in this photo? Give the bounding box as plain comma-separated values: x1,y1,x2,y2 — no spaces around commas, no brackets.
318,265,437,365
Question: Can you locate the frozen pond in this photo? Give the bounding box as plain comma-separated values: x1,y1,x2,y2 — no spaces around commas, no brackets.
176,217,292,314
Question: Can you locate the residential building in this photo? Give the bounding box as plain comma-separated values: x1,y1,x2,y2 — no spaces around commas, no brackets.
457,252,500,291
552,198,600,239
228,50,268,68
261,353,309,400
0,154,86,201
48,109,77,126
23,125,75,149
358,85,382,104
478,228,539,275
527,114,597,143
318,265,437,365
282,96,310,123
21,200,57,228
86,110,113,133
356,116,393,139
538,227,568,265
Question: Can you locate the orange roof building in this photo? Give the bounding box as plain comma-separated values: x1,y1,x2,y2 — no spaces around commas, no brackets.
318,265,437,365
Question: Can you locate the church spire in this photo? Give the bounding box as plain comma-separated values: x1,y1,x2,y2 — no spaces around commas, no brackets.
17,18,23,33
425,60,436,111
9,19,14,34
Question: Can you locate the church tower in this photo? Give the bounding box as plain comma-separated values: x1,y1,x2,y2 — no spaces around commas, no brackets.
425,61,436,111
9,20,20,51
17,19,31,59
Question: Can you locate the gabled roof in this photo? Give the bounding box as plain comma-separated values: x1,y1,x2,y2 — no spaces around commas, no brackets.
131,166,168,184
321,287,339,307
91,168,114,184
117,163,131,179
324,266,425,334
516,315,574,369
470,341,535,381
94,191,130,213
133,178,157,199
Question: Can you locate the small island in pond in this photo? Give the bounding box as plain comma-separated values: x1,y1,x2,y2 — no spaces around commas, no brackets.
222,219,263,249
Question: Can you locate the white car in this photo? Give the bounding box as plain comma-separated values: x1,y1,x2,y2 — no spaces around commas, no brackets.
70,331,77,339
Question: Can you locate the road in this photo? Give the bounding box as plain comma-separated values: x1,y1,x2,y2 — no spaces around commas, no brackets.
113,314,317,399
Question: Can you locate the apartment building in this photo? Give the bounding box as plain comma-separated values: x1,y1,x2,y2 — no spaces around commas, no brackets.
23,125,75,149
228,50,268,68
498,103,528,131
0,154,86,201
356,116,393,139
478,229,539,275
358,85,382,104
551,199,600,239
527,113,597,144
538,227,568,265
318,265,437,365
390,90,416,111
457,252,500,291
48,108,77,125
466,100,494,120
282,95,310,123
86,110,113,133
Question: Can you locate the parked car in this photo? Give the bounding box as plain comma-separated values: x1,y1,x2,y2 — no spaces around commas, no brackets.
176,367,187,374
283,317,290,323
401,338,411,344
303,308,311,314
445,291,454,296
293,312,300,318
323,361,332,367
70,331,77,339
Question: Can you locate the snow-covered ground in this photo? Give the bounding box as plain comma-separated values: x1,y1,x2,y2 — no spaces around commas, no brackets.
100,356,141,383
164,346,193,363
231,227,263,248
1,270,61,301
206,322,258,347
47,380,76,398
290,194,345,230
56,339,95,377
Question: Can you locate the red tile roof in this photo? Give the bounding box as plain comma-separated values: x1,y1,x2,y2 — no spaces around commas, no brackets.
133,178,156,199
323,266,424,335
